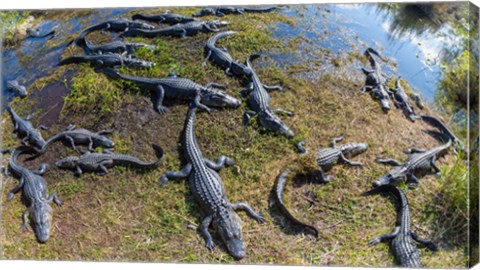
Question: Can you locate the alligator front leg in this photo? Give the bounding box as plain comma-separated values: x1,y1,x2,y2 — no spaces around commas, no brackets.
193,94,211,113
204,156,234,171
230,202,265,223
340,153,363,166
199,214,216,250
369,226,400,245
240,83,254,98
7,177,25,201
272,109,294,116
375,158,402,166
406,172,420,187
153,85,168,114
331,136,344,148
243,111,257,127
430,156,441,177
204,82,227,89
411,231,437,251
317,169,334,183
32,163,49,175
73,166,83,177
360,85,373,93
263,84,284,92
403,148,426,154
159,163,192,186
47,193,63,206
202,50,212,68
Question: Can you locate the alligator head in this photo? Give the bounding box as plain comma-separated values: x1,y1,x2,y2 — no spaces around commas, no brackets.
342,143,368,157
208,20,229,29
259,111,294,138
126,58,156,68
371,87,390,112
230,61,253,77
213,208,245,260
7,81,27,98
130,20,156,30
193,8,215,17
95,136,115,149
372,167,406,187
55,156,79,170
30,202,53,243
30,132,46,149
201,88,241,108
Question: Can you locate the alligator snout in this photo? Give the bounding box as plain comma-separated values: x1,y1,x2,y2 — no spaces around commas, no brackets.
225,238,246,260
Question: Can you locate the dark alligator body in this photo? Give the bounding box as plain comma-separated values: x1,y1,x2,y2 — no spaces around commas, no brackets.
132,13,197,25
361,48,391,112
6,80,27,98
159,102,265,260
7,107,47,150
365,185,437,267
100,68,241,113
242,54,294,138
274,169,318,237
388,79,417,121
26,27,56,39
203,31,252,77
193,6,278,17
58,53,155,69
121,20,228,38
315,136,367,182
78,37,156,55
55,145,163,176
1,146,62,243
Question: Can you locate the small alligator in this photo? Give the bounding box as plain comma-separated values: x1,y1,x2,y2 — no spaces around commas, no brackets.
365,184,437,267
78,37,156,55
242,54,294,138
203,31,253,77
315,136,367,182
58,53,155,69
27,124,115,160
6,80,27,98
159,102,265,260
410,92,425,110
274,169,318,237
26,27,56,39
132,13,197,25
388,79,417,121
55,144,163,176
193,6,278,17
121,20,228,38
7,107,47,150
101,68,241,113
1,146,62,243
361,48,391,112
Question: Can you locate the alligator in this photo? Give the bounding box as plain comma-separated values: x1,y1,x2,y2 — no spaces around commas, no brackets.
365,184,437,267
315,136,367,182
192,6,278,17
120,20,228,39
7,106,47,150
242,54,294,138
388,78,417,121
6,80,27,98
159,102,265,260
1,146,62,243
361,48,391,112
203,31,253,77
418,115,465,153
78,37,156,55
26,124,115,160
274,169,318,237
100,68,241,114
410,92,425,110
55,144,163,176
26,27,55,39
132,13,197,25
58,53,155,69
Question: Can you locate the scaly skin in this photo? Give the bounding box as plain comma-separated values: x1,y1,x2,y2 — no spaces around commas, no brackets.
79,38,156,55
6,80,27,98
159,102,265,260
360,48,391,112
193,6,278,17
132,13,197,25
7,106,47,150
26,27,55,38
120,20,228,38
58,54,155,69
388,79,417,122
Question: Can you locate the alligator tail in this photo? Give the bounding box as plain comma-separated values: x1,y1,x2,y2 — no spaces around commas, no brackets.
244,7,277,12
365,47,387,61
115,144,164,168
208,31,238,46
58,56,87,66
25,133,64,161
363,184,408,213
274,169,319,238
419,115,463,150
131,14,146,21
246,53,261,68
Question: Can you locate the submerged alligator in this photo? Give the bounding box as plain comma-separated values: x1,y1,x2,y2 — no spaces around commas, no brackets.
203,31,253,77
6,80,27,98
132,12,197,25
193,6,278,17
7,107,47,150
100,68,241,113
315,136,367,182
121,20,228,38
55,145,163,176
274,169,319,238
361,48,391,112
26,27,56,39
365,185,437,267
77,37,156,55
58,53,155,69
1,146,63,243
242,54,294,138
388,79,417,121
159,102,265,260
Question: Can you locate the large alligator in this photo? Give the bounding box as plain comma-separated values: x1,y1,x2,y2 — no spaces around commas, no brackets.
315,136,367,182
193,6,278,17
58,53,155,69
100,68,241,113
159,102,265,260
78,38,156,55
1,146,63,243
55,145,163,176
274,169,318,237
6,80,27,98
132,13,197,25
121,20,228,38
361,48,391,112
388,78,417,121
365,184,437,267
203,31,253,77
242,54,294,138
7,107,47,150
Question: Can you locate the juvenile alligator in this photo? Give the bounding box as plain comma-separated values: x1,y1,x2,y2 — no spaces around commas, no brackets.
315,136,367,182
410,92,425,110
121,20,228,38
26,27,55,39
388,78,417,121
6,80,27,98
361,48,391,112
101,68,241,114
203,31,253,77
365,184,437,267
7,106,47,149
27,124,115,160
193,6,278,17
242,54,294,138
55,144,163,176
58,53,155,69
159,102,265,260
78,37,156,55
274,169,318,237
1,146,63,243
132,13,197,25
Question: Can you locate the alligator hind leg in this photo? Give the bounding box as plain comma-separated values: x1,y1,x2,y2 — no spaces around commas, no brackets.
406,172,420,187
7,177,25,201
153,85,168,114
159,163,192,186
96,160,113,176
204,156,234,171
403,148,426,154
32,163,49,175
199,214,216,250
263,84,284,92
243,111,257,127
430,156,441,177
317,169,334,183
37,125,49,131
375,158,402,166
48,193,63,206
202,50,212,67
331,136,344,148
204,82,227,89
340,153,363,166
230,202,265,223
272,109,294,116
369,226,400,245
411,231,437,251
